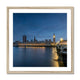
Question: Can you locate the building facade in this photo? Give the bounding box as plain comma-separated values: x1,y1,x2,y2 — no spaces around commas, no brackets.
23,35,27,43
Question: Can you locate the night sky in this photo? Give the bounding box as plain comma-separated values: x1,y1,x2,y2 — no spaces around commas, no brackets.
13,13,67,42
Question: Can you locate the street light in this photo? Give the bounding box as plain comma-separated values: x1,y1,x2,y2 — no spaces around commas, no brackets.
60,38,63,42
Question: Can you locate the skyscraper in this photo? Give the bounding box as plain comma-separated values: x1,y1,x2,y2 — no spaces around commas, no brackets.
34,36,36,43
49,39,51,44
23,35,26,43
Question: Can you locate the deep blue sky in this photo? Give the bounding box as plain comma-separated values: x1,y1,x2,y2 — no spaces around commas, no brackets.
13,13,67,42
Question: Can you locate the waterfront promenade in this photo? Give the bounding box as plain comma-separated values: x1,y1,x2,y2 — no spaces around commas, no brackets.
13,43,56,47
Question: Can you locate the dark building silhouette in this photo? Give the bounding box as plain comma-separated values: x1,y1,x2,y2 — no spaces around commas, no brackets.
30,39,34,43
34,36,36,43
21,34,56,44
45,39,48,44
23,35,27,43
49,39,51,44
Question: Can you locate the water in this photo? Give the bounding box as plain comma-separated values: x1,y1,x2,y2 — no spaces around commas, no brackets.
13,47,65,67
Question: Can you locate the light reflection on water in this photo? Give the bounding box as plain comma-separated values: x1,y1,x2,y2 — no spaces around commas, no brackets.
13,47,64,67
51,47,59,67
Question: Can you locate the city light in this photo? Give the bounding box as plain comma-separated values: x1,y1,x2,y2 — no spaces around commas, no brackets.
56,41,60,44
60,38,63,42
53,35,55,38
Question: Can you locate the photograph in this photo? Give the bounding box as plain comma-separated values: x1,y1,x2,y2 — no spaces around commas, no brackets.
13,13,67,67
7,7,74,73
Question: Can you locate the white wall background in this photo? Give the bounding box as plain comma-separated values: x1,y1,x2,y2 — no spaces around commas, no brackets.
0,0,79,80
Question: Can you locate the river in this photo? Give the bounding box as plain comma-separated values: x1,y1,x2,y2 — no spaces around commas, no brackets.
13,47,65,67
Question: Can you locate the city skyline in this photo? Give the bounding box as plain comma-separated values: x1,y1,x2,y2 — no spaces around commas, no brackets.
14,34,56,43
13,13,67,42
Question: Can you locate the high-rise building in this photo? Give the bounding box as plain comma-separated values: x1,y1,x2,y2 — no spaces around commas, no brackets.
23,35,27,43
53,34,55,43
49,39,51,43
45,39,48,44
34,36,36,43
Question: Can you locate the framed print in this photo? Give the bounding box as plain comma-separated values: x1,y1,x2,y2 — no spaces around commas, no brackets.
7,7,74,74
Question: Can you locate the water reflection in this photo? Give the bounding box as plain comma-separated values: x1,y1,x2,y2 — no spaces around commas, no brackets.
51,47,59,67
13,47,65,67
51,47,65,67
